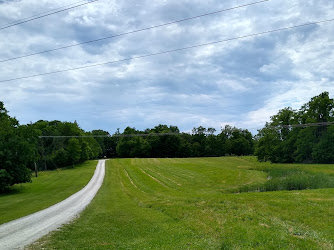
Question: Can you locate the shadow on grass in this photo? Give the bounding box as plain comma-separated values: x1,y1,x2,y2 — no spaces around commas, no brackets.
0,185,26,196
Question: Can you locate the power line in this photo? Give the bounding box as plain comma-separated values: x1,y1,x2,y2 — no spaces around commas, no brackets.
1,17,333,83
39,135,111,138
37,122,334,139
39,132,183,138
1,0,92,28
279,122,334,128
0,0,269,63
0,0,99,31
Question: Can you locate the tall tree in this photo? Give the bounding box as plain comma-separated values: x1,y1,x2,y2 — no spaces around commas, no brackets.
255,92,334,163
67,138,82,165
0,102,32,191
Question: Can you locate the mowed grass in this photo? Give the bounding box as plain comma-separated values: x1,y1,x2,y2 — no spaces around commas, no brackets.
30,157,334,249
0,160,97,225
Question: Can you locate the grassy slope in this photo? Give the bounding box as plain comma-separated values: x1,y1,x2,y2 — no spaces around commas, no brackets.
0,160,97,225
30,157,334,249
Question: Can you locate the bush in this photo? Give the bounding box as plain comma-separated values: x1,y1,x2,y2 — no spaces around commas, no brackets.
0,169,13,192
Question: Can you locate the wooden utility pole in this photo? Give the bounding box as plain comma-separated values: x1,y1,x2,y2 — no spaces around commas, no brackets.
34,161,38,177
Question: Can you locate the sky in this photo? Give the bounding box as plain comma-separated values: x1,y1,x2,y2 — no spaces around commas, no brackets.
0,0,333,135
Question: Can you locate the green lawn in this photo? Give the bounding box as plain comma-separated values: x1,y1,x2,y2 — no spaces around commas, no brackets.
0,160,97,225
29,157,334,249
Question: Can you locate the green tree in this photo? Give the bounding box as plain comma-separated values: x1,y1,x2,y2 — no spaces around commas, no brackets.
312,126,334,163
255,124,281,162
220,125,254,156
299,92,334,124
294,127,317,163
191,126,207,157
67,138,82,165
91,130,114,157
255,92,334,163
53,148,68,167
176,134,193,157
0,102,32,191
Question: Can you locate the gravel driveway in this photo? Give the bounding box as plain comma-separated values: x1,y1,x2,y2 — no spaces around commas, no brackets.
0,159,105,250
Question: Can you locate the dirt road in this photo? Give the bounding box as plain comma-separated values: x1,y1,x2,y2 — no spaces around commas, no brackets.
0,159,105,250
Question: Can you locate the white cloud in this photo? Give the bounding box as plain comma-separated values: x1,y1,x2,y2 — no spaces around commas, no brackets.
0,0,333,134
259,63,279,74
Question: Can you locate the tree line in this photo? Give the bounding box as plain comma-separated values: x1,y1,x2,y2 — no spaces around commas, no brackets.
1,91,334,191
0,100,254,191
255,92,334,163
115,125,254,158
0,103,105,191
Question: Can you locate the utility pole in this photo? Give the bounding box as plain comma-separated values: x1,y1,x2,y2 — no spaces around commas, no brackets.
34,161,38,177
40,137,47,171
33,148,38,177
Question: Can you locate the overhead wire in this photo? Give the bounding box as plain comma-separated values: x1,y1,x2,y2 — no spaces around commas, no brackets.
0,17,333,83
3,2,331,137
38,122,334,139
279,122,334,128
37,122,334,139
39,132,182,138
0,0,99,31
0,0,93,28
0,0,269,63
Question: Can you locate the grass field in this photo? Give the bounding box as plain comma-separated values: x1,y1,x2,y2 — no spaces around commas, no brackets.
0,160,97,225
30,157,334,249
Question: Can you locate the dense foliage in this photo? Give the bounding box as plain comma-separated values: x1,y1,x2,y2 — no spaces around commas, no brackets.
0,102,104,191
0,102,33,191
2,91,333,190
34,120,102,170
115,125,254,158
0,100,254,190
255,92,334,163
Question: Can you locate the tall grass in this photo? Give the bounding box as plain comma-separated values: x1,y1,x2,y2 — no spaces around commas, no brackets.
239,167,334,192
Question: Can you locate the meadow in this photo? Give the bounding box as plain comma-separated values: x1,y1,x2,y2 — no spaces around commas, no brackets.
0,160,97,225
28,157,334,249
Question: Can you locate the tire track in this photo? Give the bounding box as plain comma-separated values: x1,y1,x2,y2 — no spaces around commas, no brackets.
123,167,149,195
137,166,168,188
145,166,182,187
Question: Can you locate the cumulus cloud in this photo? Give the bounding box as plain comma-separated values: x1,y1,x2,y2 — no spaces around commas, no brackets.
0,0,333,134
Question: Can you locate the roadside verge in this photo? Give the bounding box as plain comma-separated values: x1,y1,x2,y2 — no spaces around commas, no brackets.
0,159,105,250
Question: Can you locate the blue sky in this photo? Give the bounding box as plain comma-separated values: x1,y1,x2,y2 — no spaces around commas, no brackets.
0,0,333,135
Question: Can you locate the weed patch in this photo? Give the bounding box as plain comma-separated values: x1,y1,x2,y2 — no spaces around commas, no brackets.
239,167,334,192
